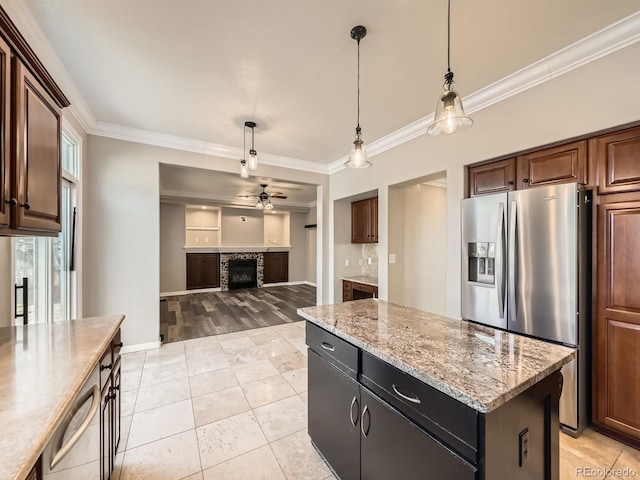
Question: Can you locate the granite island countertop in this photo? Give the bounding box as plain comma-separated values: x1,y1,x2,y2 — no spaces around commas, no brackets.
341,275,378,287
298,299,574,413
0,315,125,480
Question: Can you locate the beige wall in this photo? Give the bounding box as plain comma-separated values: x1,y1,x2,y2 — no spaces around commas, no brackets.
330,42,640,318
401,184,447,315
387,188,405,305
220,208,264,246
288,212,307,282
160,203,186,293
306,206,317,284
264,213,287,246
0,238,11,327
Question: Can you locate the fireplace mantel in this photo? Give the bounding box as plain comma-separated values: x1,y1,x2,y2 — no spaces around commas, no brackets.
184,246,291,254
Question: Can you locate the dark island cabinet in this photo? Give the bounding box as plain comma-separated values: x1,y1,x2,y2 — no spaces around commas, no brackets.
186,253,220,290
306,321,561,480
263,252,289,284
308,351,360,480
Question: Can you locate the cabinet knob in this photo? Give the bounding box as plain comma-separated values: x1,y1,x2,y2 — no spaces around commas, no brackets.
522,179,529,184
20,202,31,210
5,198,17,206
113,341,123,348
507,181,514,185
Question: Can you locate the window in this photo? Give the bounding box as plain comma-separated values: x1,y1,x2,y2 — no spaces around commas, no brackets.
13,127,81,324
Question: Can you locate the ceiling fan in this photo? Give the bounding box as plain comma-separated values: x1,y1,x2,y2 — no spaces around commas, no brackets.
238,184,287,210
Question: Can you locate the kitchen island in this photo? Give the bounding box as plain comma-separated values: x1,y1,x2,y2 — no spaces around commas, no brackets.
0,315,124,480
298,299,575,480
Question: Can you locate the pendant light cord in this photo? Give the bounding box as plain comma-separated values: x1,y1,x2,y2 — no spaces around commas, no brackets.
356,37,361,131
447,0,451,73
243,125,246,159
251,125,255,151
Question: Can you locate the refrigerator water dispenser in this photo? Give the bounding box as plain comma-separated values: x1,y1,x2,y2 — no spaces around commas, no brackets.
468,242,495,285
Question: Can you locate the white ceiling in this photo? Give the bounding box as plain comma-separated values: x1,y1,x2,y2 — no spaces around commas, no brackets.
22,0,640,164
159,164,317,209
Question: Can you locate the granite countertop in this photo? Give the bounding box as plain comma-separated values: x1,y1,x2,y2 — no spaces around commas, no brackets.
341,275,378,287
298,300,574,413
0,315,125,480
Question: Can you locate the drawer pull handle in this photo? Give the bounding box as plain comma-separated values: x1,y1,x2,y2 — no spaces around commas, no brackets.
361,405,370,437
113,342,124,348
349,396,359,427
100,363,113,371
392,384,421,404
321,342,335,352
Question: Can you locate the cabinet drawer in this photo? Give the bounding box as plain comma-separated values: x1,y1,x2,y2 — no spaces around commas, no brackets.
360,351,478,462
353,282,374,294
99,348,113,388
306,322,358,379
342,280,352,292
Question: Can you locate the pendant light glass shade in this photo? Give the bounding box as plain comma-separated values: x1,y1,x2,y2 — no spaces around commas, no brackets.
248,149,258,170
263,198,273,210
426,80,473,135
344,128,371,168
240,159,249,179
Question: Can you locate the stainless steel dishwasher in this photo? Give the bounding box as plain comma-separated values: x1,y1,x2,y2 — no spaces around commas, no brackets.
43,364,101,480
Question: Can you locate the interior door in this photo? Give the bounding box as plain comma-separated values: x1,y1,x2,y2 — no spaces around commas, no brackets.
507,184,578,345
461,193,507,329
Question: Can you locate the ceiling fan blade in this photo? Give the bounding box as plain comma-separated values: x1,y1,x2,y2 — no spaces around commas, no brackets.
237,194,258,199
269,195,288,199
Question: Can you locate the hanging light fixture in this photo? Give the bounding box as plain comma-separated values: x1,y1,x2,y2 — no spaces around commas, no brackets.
344,25,371,169
240,159,249,178
245,121,258,170
427,0,473,136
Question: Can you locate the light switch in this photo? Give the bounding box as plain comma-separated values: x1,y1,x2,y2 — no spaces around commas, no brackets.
389,254,396,264
345,259,350,267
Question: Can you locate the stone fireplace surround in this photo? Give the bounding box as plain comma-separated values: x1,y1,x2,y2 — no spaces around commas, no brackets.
220,253,264,291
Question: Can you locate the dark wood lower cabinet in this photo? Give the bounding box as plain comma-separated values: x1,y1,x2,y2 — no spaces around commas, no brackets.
100,380,112,480
308,351,360,480
112,358,122,455
594,196,640,446
263,252,289,283
360,388,476,480
186,253,220,289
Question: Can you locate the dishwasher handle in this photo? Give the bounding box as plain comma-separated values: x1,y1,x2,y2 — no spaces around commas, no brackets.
50,384,101,470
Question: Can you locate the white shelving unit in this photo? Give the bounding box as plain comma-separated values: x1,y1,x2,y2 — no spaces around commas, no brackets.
185,205,221,246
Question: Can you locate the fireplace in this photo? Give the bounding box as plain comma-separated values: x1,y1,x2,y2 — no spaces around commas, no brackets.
228,259,258,290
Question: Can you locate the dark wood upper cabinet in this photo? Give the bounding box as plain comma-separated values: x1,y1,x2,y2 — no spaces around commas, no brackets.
263,252,289,284
0,6,68,236
517,140,587,189
351,197,378,243
13,59,61,232
595,126,640,195
186,253,220,289
594,198,640,445
0,35,10,229
467,158,515,197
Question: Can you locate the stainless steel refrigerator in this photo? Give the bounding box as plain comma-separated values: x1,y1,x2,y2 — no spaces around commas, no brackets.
461,182,591,436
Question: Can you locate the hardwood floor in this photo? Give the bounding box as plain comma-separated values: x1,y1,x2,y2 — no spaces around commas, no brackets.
160,284,317,343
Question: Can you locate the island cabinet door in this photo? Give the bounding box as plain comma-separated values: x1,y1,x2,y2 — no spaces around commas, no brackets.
359,388,477,480
308,350,360,480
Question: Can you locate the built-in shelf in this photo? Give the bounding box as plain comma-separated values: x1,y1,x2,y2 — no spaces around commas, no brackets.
186,226,221,231
185,205,221,247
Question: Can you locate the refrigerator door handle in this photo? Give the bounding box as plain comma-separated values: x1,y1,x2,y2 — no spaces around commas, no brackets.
496,202,505,319
508,200,517,322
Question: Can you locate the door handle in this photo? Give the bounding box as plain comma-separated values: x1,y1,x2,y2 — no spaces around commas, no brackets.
50,385,100,469
496,202,505,319
361,405,370,438
349,396,359,427
508,200,517,322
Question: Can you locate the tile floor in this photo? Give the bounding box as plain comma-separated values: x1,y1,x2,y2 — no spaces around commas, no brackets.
114,320,640,480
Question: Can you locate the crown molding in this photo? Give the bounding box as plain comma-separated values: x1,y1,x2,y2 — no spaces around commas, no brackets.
160,190,313,211
90,122,330,175
328,10,640,175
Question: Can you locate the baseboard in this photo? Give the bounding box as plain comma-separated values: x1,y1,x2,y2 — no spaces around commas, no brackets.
262,281,316,288
121,341,161,354
160,287,222,297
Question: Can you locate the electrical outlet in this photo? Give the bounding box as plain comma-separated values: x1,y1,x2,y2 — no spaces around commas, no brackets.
367,257,372,265
519,428,529,467
345,259,350,267
389,254,396,264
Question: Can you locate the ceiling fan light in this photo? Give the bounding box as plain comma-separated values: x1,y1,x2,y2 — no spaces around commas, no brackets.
248,149,258,170
427,82,473,136
256,199,264,209
240,159,249,179
264,199,274,210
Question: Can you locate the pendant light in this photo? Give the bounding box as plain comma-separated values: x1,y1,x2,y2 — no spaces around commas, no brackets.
426,0,473,136
344,25,371,169
245,121,258,170
239,124,250,178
